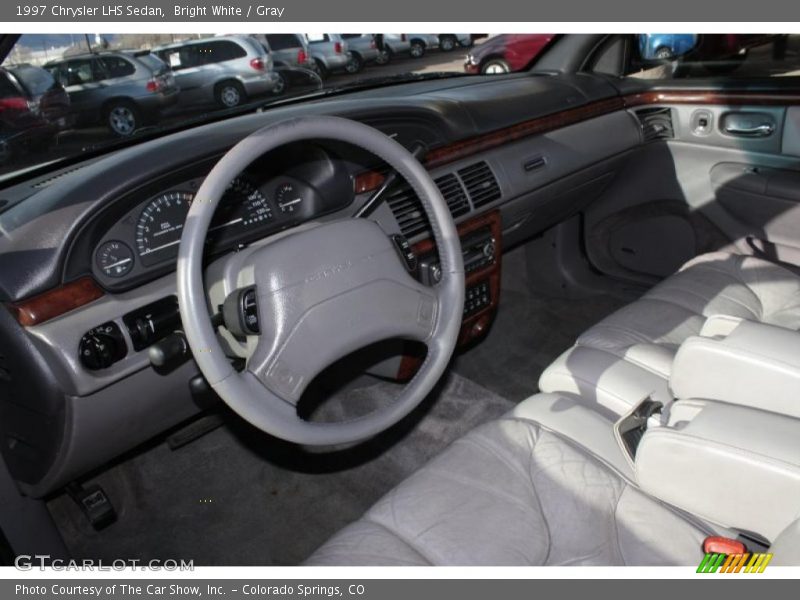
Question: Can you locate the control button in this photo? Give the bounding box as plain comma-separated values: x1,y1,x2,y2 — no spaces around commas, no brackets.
79,322,127,370
123,296,181,351
391,234,418,272
482,241,496,259
430,263,442,283
241,288,260,334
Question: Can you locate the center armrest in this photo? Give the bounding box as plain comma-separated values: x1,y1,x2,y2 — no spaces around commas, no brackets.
670,316,800,418
635,400,800,542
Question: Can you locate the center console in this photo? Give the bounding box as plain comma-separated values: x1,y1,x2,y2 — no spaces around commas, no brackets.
397,210,502,379
633,399,800,542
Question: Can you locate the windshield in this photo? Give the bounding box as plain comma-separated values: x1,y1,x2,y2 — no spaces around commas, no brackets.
0,33,495,177
1,33,542,178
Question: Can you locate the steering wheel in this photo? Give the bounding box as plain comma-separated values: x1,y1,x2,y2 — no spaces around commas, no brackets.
177,116,465,446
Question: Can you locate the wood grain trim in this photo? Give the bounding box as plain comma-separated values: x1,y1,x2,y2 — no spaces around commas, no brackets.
353,170,386,194
9,277,104,327
423,97,626,169
397,210,502,381
625,90,800,108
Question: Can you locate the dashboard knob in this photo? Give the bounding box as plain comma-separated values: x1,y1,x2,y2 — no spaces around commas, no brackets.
482,241,496,259
79,333,118,370
430,264,443,283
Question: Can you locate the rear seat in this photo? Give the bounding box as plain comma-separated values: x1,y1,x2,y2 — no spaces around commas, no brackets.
539,251,800,416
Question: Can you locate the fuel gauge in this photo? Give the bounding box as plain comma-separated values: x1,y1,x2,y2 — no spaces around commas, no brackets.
275,182,304,215
96,240,134,278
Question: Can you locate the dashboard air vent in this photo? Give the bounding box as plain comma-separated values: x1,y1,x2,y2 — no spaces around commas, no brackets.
434,173,470,218
386,186,428,238
457,161,501,208
635,107,674,141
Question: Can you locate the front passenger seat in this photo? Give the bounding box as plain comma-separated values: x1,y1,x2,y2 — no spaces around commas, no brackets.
539,251,800,416
306,392,710,566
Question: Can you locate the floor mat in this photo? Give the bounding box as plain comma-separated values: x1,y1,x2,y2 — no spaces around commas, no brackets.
47,372,513,566
453,247,627,401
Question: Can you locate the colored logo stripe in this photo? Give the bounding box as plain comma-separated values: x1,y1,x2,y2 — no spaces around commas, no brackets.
697,553,773,573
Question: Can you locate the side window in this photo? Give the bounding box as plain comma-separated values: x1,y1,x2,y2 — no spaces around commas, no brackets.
265,34,298,51
306,34,330,45
160,45,206,70
63,59,95,85
209,40,247,62
45,64,68,87
589,34,800,80
98,56,135,79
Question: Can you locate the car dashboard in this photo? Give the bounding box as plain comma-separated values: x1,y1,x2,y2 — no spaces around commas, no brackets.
0,71,644,496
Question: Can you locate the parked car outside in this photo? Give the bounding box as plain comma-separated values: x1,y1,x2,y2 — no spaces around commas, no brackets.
44,50,177,136
407,34,472,57
153,36,279,110
374,34,410,64
256,34,317,95
340,34,380,73
304,34,351,78
464,34,556,73
0,64,71,163
638,34,699,60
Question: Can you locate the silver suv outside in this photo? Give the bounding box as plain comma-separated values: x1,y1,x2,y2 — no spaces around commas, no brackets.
305,34,351,77
153,35,279,109
256,34,316,94
44,50,178,136
340,34,380,73
375,34,411,64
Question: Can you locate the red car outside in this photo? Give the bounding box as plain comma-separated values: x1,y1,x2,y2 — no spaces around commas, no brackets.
464,34,555,74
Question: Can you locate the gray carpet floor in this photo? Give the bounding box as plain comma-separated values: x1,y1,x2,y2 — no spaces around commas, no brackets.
48,372,514,566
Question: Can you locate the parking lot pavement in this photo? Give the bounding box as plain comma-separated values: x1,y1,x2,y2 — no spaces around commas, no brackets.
6,45,478,177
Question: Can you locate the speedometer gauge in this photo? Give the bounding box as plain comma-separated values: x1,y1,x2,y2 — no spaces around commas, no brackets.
135,191,194,266
210,177,273,233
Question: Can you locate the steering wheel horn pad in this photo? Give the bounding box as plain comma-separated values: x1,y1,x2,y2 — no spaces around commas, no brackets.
245,218,439,404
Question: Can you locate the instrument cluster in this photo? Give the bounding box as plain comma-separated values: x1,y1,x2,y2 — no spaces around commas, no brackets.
92,172,327,287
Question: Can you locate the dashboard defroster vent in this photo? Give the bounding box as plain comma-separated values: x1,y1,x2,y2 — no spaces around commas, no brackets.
634,107,674,141
457,161,501,208
31,165,87,189
434,173,470,218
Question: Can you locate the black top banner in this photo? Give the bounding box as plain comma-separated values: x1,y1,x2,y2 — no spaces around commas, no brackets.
4,0,800,22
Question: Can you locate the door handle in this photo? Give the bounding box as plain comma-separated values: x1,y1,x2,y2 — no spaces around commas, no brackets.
724,123,775,137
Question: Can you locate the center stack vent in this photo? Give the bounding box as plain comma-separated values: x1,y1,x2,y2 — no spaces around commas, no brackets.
386,160,501,238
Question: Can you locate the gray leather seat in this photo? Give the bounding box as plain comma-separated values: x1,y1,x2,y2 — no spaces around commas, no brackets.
539,252,800,416
306,393,710,566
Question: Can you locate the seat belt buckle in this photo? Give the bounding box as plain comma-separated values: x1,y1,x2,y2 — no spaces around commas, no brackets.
703,536,746,555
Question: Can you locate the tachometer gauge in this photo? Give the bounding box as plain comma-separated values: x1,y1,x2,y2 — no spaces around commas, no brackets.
96,240,134,278
275,182,303,215
135,191,194,266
